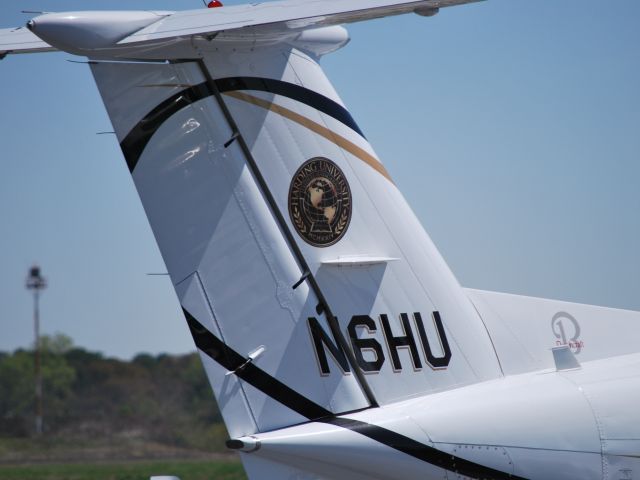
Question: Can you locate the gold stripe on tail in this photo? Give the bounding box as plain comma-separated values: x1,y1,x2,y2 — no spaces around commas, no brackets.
224,91,394,184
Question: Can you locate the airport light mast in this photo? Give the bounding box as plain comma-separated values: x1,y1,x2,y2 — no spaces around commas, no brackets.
26,265,47,436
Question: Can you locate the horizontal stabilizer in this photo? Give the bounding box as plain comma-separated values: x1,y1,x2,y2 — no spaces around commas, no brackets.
0,27,55,57
119,0,483,45
2,0,481,58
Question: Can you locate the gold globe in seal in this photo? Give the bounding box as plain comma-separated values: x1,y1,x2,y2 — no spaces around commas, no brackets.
289,157,352,247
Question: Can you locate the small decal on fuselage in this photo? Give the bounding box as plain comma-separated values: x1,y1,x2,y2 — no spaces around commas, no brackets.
308,311,452,375
551,311,584,354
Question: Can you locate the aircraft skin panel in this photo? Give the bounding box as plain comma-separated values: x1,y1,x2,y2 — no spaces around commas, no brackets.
236,353,640,479
206,43,503,405
87,61,199,145
174,273,259,438
91,59,370,436
466,288,640,375
240,417,449,479
560,354,640,458
409,369,602,452
167,57,371,422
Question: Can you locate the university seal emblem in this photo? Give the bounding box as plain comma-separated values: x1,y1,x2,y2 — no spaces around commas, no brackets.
288,157,352,247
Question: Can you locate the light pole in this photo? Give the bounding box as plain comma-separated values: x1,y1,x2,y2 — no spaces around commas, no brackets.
26,265,47,436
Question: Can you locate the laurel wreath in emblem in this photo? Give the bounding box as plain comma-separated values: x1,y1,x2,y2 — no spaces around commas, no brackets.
292,207,307,234
288,157,352,247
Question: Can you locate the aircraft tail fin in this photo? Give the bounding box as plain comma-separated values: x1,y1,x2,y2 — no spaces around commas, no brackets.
90,56,374,438
88,32,502,438
11,0,500,441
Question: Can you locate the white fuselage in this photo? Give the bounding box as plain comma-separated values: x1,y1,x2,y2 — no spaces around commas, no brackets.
240,352,640,479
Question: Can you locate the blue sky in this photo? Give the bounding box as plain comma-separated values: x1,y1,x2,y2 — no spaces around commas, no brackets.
1,0,638,358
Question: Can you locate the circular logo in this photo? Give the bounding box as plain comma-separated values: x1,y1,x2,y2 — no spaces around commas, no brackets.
288,157,352,247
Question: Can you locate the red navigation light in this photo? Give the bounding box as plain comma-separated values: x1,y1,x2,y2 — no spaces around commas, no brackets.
207,0,223,7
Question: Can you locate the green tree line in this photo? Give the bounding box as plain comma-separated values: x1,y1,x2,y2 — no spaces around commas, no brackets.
0,335,228,451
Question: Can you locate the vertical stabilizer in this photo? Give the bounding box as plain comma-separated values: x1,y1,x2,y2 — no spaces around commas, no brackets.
89,27,501,436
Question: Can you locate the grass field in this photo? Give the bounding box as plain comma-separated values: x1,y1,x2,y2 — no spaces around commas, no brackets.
0,458,247,480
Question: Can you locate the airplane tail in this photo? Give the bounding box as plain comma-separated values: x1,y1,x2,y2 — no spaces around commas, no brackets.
89,35,501,438
5,0,498,441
